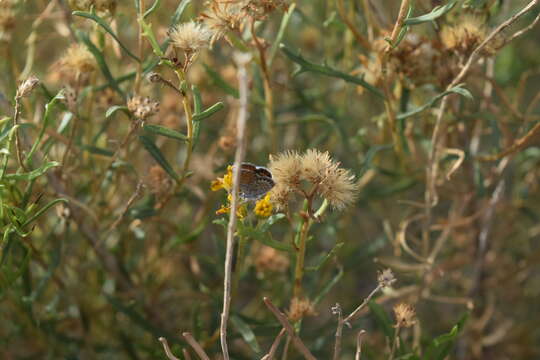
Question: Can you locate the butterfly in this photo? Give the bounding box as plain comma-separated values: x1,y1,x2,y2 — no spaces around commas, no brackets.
238,162,275,200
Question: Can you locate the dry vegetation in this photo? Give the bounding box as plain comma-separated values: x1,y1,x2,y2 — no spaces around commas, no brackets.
1,0,540,359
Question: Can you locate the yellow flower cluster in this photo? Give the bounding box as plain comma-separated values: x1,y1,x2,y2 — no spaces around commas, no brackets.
254,193,273,218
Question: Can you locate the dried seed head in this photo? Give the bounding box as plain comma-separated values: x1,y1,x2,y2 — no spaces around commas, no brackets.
16,76,40,98
268,183,291,211
377,268,396,289
441,15,487,56
200,0,245,45
268,151,302,190
393,303,416,328
127,96,160,120
318,165,359,210
169,21,213,53
287,297,316,322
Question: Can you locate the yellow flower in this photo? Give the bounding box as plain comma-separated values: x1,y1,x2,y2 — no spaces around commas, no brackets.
254,193,273,218
215,193,247,219
211,165,233,192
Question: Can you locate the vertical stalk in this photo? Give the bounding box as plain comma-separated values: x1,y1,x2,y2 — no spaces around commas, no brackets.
388,325,401,360
134,0,145,93
293,218,309,299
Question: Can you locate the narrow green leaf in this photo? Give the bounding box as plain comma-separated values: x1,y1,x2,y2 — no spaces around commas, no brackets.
143,0,161,19
306,242,344,272
143,124,188,142
25,92,64,165
425,313,468,360
138,135,180,181
368,301,394,339
203,63,239,98
192,102,225,122
231,315,261,354
313,267,344,305
268,3,296,66
358,144,393,176
5,161,60,181
404,1,457,25
239,224,292,252
396,84,473,120
259,213,286,232
280,44,385,99
78,31,125,98
171,0,192,25
22,199,68,227
105,105,130,119
139,18,164,57
192,85,203,150
73,11,140,62
81,145,114,157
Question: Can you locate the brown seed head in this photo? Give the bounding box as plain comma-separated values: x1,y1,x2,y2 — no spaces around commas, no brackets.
393,303,416,328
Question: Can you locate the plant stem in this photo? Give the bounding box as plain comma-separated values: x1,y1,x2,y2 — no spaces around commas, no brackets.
134,0,145,93
388,325,401,360
293,199,329,299
12,96,28,172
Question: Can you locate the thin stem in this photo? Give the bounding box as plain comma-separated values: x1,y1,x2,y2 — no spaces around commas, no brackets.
263,297,316,360
250,19,277,152
261,328,286,360
220,52,251,360
344,284,383,323
13,96,28,172
355,330,367,360
183,332,211,360
388,325,401,360
159,337,180,360
134,0,145,93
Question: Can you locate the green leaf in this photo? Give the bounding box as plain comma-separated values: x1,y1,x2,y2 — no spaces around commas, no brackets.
5,161,60,181
192,102,225,122
313,267,344,305
139,18,164,57
78,31,125,98
21,199,68,227
25,92,64,165
238,223,292,252
143,0,161,19
192,85,203,150
171,0,192,26
138,135,180,182
73,10,140,62
259,213,286,232
368,301,394,339
358,144,393,176
81,145,114,157
280,44,385,99
306,242,344,272
425,313,468,360
203,63,239,98
231,315,261,354
143,124,188,142
105,105,130,119
396,84,473,120
404,1,457,25
268,3,296,67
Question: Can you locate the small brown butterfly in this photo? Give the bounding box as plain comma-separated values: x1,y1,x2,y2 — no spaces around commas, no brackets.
238,162,275,200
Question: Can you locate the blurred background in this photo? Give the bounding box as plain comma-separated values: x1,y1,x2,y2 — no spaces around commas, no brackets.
1,0,540,359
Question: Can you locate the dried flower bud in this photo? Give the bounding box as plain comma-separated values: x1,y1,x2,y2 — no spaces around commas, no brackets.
127,96,160,120
287,297,316,322
393,303,416,328
16,76,40,98
254,245,289,274
377,268,396,289
147,72,162,83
